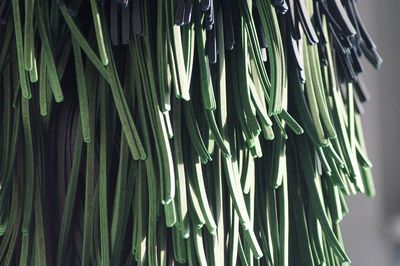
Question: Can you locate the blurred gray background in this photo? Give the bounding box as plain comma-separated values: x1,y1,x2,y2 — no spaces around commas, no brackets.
341,0,400,265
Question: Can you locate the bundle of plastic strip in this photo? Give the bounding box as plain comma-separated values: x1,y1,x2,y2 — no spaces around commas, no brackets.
0,0,381,265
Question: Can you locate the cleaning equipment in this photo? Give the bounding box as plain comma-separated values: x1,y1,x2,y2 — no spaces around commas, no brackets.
0,0,381,265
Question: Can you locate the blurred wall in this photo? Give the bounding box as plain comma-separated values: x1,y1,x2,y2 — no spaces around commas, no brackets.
341,0,400,265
